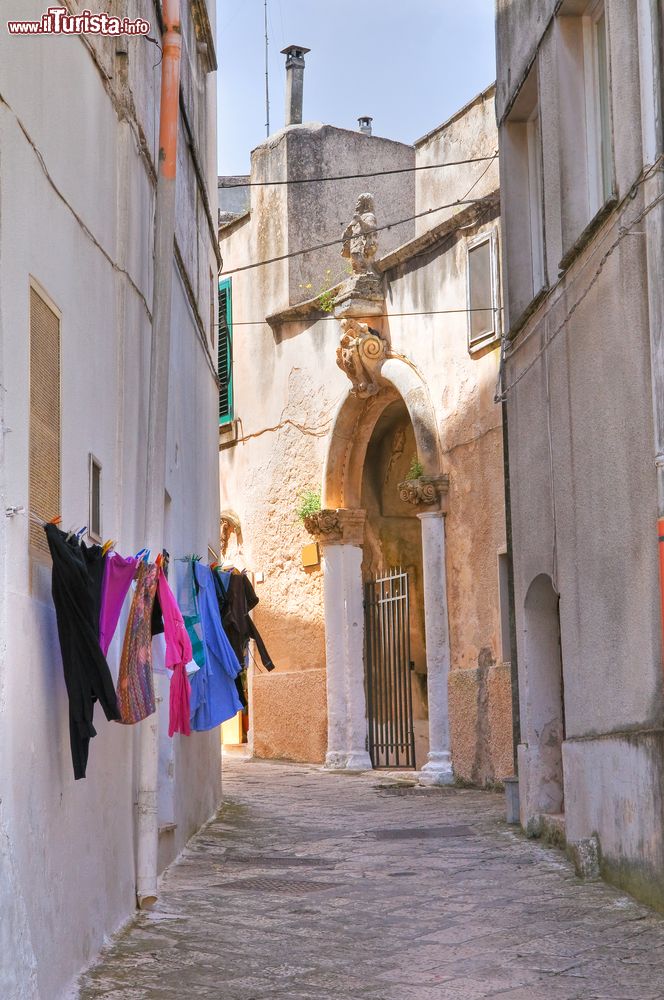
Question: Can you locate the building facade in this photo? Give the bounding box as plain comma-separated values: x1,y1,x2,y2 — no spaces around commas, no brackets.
496,0,664,905
0,2,221,995
218,61,514,788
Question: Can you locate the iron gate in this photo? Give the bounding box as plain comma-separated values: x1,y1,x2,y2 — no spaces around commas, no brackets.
364,567,416,769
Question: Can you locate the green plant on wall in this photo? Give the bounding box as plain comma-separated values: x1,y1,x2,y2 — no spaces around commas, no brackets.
317,286,337,314
296,487,322,522
299,266,347,314
407,455,424,480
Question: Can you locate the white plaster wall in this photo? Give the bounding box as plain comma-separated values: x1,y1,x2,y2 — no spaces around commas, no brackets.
0,1,221,995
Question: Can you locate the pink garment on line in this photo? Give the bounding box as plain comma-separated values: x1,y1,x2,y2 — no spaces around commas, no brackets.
157,568,193,736
99,553,139,657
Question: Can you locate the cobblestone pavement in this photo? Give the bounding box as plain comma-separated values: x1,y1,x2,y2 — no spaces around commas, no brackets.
78,757,664,1000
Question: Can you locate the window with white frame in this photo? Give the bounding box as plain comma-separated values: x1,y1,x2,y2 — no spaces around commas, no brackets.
467,230,499,351
583,0,613,215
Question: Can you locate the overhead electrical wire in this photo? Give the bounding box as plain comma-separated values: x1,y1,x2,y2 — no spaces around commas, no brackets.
229,307,499,327
221,191,497,277
219,152,498,188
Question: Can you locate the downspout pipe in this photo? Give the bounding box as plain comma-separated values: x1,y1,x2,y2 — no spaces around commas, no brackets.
501,398,521,772
137,0,182,910
637,0,664,676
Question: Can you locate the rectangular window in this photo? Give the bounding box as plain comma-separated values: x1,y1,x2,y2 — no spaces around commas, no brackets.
583,1,613,215
29,283,61,554
89,454,102,543
467,231,499,352
526,109,545,294
218,277,233,425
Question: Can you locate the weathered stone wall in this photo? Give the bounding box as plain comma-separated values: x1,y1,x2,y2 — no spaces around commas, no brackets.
252,669,328,763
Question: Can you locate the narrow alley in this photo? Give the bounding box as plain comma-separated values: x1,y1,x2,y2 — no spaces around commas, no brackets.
78,758,664,1000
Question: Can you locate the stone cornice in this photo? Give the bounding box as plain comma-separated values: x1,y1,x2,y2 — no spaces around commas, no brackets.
375,193,500,274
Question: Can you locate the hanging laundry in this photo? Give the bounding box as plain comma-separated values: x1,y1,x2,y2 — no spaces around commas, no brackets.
99,553,139,656
218,569,275,675
190,561,243,732
116,562,159,724
44,523,121,780
82,540,107,635
175,558,205,675
157,568,193,736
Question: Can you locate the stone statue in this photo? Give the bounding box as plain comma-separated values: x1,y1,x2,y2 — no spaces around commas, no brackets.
342,193,378,275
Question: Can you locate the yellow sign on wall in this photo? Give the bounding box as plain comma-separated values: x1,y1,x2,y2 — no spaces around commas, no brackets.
301,542,320,568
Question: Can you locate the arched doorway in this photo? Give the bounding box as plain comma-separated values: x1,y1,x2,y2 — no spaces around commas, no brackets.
361,400,428,769
522,574,565,817
313,355,454,784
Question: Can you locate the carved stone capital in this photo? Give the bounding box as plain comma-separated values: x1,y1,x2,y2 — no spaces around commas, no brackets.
335,318,389,399
303,508,366,547
398,474,450,512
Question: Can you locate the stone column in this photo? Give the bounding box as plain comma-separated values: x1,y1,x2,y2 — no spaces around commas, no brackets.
321,542,347,769
417,510,454,786
305,508,372,771
342,542,372,770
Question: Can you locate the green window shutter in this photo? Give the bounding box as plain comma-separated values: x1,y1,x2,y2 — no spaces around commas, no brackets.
218,278,233,425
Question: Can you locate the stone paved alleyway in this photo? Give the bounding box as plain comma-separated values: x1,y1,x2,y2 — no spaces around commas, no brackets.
78,758,664,1000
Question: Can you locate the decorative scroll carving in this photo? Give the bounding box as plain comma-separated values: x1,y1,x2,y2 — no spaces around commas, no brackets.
336,318,388,398
303,508,366,546
398,475,450,509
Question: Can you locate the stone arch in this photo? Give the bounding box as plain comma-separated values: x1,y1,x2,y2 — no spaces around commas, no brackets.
323,358,442,509
523,573,565,816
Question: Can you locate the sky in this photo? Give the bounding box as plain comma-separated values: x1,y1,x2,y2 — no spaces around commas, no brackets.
216,0,497,176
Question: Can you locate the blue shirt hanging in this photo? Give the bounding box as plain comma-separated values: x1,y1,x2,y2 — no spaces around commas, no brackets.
190,562,243,731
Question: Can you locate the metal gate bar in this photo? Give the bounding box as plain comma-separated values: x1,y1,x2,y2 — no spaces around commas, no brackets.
364,567,415,769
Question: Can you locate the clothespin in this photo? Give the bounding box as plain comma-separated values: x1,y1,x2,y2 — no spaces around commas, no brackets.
102,539,115,557
76,526,87,541
48,515,62,526
210,561,218,571
135,547,147,560
142,549,151,564
155,553,163,570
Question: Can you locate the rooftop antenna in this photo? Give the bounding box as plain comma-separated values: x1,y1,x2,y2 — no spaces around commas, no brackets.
264,0,270,137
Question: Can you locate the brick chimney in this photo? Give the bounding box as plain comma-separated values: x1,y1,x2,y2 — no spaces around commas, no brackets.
281,45,310,126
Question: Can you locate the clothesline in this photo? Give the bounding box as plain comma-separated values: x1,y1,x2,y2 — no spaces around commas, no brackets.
41,521,275,781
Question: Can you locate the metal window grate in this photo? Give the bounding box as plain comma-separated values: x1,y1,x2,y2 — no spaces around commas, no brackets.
29,286,60,553
224,855,335,869
371,826,475,840
211,877,341,893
